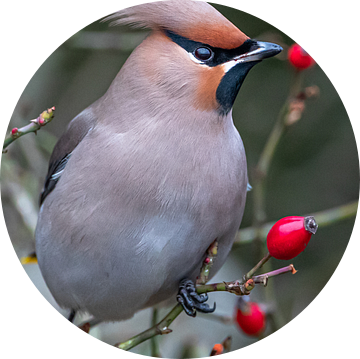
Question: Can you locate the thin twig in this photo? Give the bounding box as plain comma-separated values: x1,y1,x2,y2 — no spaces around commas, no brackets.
150,308,161,357
252,71,303,229
115,304,183,351
252,264,297,285
244,252,271,280
3,107,55,152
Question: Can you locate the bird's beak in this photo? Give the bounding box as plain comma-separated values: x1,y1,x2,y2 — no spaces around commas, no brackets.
235,41,282,63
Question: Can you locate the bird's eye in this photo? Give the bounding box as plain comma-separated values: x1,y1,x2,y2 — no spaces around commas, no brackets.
194,47,213,61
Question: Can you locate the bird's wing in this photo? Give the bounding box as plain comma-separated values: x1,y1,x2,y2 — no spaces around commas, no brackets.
40,109,96,205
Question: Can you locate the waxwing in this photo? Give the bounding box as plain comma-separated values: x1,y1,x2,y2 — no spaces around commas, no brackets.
35,0,282,321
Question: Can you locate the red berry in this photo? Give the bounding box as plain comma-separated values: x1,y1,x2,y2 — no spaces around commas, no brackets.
288,44,315,70
11,128,18,135
267,216,318,260
235,302,266,336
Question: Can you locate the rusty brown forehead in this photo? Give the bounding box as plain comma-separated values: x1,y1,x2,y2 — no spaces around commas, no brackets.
178,22,249,49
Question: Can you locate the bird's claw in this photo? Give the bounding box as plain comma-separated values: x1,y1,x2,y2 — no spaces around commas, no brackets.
176,278,216,317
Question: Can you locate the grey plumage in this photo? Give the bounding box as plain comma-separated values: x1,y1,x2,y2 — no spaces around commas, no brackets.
35,0,281,321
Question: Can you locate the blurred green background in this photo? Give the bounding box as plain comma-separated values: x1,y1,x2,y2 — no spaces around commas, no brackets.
1,2,359,357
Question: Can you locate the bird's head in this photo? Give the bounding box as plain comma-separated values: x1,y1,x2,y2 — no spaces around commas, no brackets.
106,0,282,116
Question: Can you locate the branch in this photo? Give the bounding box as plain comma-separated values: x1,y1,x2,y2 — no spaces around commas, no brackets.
252,264,297,286
3,106,55,153
115,263,296,351
197,264,296,296
115,303,183,350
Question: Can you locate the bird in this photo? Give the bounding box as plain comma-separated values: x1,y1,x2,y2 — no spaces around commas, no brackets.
35,0,282,322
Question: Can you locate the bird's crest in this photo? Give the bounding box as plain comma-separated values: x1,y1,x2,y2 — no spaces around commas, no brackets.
104,0,249,49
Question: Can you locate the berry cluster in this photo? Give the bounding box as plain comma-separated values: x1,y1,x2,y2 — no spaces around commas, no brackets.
235,215,318,336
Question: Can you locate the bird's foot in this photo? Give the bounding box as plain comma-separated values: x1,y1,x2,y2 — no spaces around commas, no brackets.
176,278,216,317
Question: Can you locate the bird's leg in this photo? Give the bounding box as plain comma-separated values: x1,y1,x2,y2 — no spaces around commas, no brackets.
176,278,216,317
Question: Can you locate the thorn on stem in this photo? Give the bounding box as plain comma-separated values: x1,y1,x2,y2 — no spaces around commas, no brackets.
160,327,172,335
